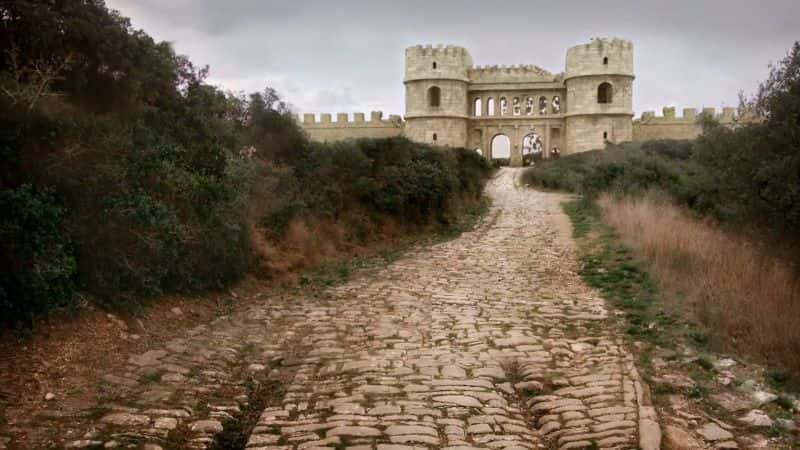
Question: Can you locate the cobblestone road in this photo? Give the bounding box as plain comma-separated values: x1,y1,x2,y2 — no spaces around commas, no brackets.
49,169,658,450
244,169,657,450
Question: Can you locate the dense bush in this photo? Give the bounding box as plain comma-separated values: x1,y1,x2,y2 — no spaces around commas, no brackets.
0,1,491,327
0,185,76,325
521,140,697,201
261,137,490,236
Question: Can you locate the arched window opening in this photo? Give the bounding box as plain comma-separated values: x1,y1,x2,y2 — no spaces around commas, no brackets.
522,133,543,166
522,133,543,155
603,131,608,140
597,82,612,104
512,97,521,116
433,61,437,69
603,57,608,65
525,97,534,115
491,134,511,162
500,97,508,116
428,86,441,107
539,96,547,115
433,133,438,142
552,96,561,114
473,98,482,117
487,97,495,116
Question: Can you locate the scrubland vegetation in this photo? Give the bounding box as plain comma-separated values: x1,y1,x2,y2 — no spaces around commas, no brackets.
0,2,491,328
525,42,800,375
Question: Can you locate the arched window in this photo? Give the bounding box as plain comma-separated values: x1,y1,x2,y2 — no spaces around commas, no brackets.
552,96,561,114
525,97,534,115
474,98,482,116
487,97,495,116
603,57,608,65
433,61,437,69
428,86,441,107
433,132,438,142
500,97,508,115
603,131,608,140
512,97,521,116
539,96,547,115
597,82,612,104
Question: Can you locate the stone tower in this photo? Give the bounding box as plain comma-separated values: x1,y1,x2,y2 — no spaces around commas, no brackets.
564,38,634,154
404,45,473,147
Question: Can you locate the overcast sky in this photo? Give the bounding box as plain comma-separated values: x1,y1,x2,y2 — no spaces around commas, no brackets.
106,0,799,119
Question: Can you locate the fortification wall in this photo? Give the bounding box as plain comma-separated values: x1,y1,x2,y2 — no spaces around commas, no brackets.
298,111,404,142
632,106,739,141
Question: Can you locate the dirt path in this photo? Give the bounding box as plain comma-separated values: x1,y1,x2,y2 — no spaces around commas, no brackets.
4,168,659,450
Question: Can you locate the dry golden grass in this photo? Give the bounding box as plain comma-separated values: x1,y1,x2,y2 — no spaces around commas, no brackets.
597,193,800,373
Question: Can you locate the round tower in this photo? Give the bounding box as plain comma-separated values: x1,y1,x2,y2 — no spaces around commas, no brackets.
564,38,634,154
403,45,472,147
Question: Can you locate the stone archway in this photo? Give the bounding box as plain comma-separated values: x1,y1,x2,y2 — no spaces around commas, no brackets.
522,133,543,166
490,134,511,166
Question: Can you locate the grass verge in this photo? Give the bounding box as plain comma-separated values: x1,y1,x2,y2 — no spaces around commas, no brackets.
562,198,717,406
563,196,800,447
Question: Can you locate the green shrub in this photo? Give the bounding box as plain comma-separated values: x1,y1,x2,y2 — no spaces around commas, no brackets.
262,137,491,235
0,185,76,325
521,141,695,200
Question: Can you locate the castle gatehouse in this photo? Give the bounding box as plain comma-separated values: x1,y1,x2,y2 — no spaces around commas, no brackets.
298,37,743,166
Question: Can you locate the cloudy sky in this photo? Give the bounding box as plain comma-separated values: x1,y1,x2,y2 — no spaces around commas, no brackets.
106,0,799,119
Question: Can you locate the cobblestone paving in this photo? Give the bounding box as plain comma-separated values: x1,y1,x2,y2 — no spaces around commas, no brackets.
244,169,656,450
44,168,657,450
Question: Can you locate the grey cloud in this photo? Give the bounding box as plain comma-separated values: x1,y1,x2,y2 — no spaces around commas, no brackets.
107,0,800,116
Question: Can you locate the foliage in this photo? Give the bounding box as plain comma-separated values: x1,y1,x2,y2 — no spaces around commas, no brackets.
0,184,76,326
0,1,492,327
262,137,491,236
521,140,697,202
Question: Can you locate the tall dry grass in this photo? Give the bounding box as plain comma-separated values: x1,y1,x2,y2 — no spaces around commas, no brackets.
597,193,800,372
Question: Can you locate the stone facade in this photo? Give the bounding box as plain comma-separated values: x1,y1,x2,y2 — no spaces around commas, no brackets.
298,37,749,167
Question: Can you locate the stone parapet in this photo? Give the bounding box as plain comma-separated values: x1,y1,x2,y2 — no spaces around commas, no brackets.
297,111,404,142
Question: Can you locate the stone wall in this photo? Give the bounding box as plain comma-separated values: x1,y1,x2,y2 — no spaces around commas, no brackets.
565,74,633,117
565,115,632,154
405,79,470,119
565,38,634,79
298,111,404,142
403,117,468,147
632,107,740,141
468,65,556,84
405,45,472,83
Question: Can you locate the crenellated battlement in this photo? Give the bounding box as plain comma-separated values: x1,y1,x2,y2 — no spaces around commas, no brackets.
296,111,404,142
632,106,756,142
405,44,471,58
583,37,634,50
297,111,404,126
468,64,557,84
634,106,744,124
